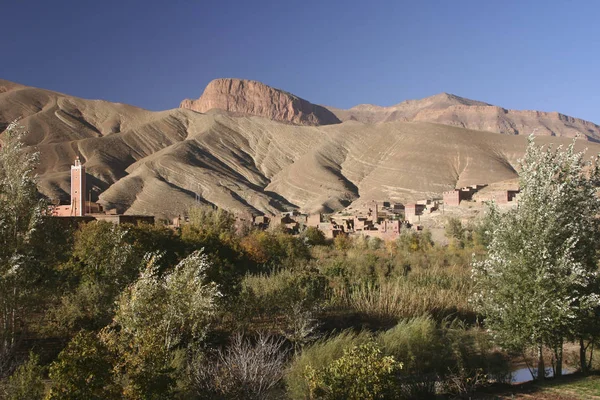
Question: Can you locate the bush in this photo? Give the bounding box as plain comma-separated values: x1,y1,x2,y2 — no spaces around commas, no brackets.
3,352,45,400
240,230,310,269
302,227,327,246
190,332,289,400
379,316,448,376
103,250,220,399
47,331,119,400
285,330,372,400
304,342,402,400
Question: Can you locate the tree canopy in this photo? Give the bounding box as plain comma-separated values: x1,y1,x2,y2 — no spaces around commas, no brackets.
472,136,600,378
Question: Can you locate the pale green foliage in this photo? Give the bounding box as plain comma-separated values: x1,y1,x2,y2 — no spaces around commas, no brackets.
379,316,447,376
304,342,402,400
115,250,220,347
3,352,45,400
285,330,373,399
103,250,220,398
0,121,45,374
472,136,600,358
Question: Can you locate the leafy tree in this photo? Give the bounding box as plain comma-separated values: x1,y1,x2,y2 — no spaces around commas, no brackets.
302,226,327,246
0,121,46,375
181,207,251,298
125,222,185,272
445,217,466,249
187,205,236,238
47,331,119,400
304,342,402,400
102,250,220,398
3,352,45,400
49,221,141,333
472,137,600,379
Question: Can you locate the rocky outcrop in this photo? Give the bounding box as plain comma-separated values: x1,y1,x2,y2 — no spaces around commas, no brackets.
326,93,600,141
180,78,341,126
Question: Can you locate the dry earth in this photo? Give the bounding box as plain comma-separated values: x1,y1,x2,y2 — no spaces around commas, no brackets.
325,93,600,140
2,78,600,219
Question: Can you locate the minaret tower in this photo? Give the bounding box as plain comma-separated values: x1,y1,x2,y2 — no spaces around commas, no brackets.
70,157,86,216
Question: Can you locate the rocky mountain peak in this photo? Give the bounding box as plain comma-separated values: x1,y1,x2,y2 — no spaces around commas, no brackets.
180,78,341,126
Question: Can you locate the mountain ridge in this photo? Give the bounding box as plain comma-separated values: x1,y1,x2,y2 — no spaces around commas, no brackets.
2,78,600,218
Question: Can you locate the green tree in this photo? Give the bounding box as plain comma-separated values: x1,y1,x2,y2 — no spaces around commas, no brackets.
47,331,119,400
4,352,45,400
187,205,236,238
302,226,327,246
472,137,600,379
445,217,465,248
0,121,46,375
50,221,141,333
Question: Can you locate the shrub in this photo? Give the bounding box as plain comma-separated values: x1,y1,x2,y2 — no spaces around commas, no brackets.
302,226,327,246
304,342,402,400
190,332,289,399
3,352,45,400
47,331,119,400
379,316,448,376
442,321,510,395
103,250,220,399
333,234,352,251
285,330,372,400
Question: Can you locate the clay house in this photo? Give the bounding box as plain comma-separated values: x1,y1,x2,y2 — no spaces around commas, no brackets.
404,203,426,224
476,190,520,204
317,221,345,239
443,184,487,206
279,213,300,233
252,215,270,229
306,213,321,227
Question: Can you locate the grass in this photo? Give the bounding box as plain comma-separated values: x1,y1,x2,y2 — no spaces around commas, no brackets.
332,266,474,322
473,373,600,399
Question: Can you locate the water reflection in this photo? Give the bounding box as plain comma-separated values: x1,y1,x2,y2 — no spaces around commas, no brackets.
511,367,574,383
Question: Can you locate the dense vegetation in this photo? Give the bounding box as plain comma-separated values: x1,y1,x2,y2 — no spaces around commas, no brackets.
1,122,599,399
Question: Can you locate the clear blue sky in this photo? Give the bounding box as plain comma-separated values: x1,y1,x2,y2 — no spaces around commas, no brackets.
2,0,599,123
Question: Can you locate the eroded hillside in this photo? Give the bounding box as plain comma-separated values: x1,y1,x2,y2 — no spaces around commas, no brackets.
2,78,599,218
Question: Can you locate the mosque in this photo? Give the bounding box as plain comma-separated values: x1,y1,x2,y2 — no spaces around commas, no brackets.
51,157,154,224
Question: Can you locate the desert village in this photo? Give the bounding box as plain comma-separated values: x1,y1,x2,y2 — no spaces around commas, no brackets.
51,157,520,241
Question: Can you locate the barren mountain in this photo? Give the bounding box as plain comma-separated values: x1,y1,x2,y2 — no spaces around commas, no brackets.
325,93,600,140
2,78,600,218
180,78,341,126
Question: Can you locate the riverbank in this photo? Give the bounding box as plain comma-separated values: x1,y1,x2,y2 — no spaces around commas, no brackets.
472,372,600,399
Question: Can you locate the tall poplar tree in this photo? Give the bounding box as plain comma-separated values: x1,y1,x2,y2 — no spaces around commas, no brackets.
0,121,45,376
472,136,600,379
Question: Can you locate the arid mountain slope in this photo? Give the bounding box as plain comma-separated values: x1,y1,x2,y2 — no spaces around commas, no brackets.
180,78,341,126
325,93,600,140
2,79,600,218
